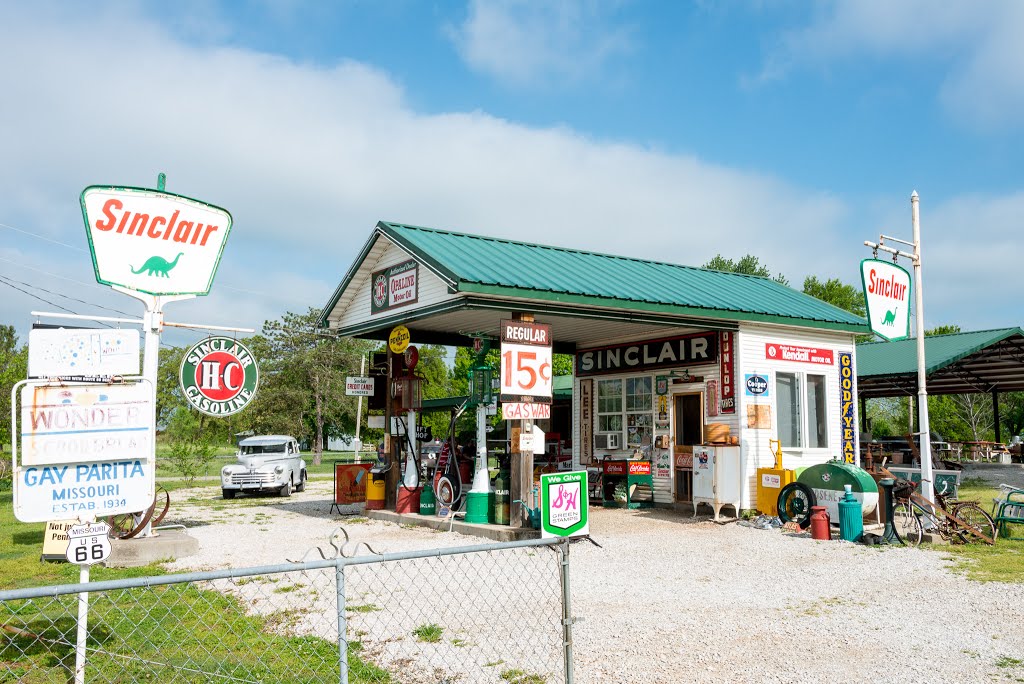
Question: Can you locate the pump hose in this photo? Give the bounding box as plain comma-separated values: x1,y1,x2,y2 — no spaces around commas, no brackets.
436,400,470,508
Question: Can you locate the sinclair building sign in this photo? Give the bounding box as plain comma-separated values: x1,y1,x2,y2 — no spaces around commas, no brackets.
80,185,233,296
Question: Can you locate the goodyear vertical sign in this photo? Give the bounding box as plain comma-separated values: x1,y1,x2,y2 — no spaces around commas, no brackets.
838,352,856,464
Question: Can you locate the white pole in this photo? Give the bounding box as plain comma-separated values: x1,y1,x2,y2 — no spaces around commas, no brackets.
73,560,89,684
912,191,934,504
404,408,418,487
354,355,365,464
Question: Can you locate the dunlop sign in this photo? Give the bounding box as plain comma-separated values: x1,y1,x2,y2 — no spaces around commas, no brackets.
80,185,233,296
14,381,155,523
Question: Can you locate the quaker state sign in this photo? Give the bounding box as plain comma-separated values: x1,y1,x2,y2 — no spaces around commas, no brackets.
81,185,232,296
180,336,258,416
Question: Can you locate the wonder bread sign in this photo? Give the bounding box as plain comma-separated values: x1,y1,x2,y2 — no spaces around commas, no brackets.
81,185,233,296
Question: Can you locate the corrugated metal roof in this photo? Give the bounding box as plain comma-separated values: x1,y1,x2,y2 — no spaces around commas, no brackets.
377,222,868,332
856,328,1024,398
857,328,1023,377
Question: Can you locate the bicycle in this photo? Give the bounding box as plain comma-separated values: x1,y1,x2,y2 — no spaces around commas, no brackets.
891,477,996,547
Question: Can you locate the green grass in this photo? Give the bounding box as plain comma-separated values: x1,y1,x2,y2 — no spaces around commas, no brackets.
412,623,443,643
938,478,1024,583
154,446,368,482
347,603,381,613
500,667,546,683
0,489,391,682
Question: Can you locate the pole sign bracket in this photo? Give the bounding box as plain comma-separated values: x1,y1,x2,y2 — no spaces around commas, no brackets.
860,259,912,341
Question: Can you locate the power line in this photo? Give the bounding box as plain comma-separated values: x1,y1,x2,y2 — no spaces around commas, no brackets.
0,256,118,294
0,275,116,328
0,221,88,253
0,272,137,317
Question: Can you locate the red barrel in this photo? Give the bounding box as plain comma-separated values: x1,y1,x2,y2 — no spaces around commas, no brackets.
810,506,831,541
458,460,473,486
396,486,421,514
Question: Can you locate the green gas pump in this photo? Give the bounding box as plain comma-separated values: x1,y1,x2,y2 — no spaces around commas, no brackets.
464,341,495,524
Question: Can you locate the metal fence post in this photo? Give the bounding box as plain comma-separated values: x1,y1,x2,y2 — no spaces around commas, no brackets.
559,539,574,684
336,561,348,684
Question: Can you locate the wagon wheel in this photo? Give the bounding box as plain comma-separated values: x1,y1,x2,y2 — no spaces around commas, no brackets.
106,486,168,540
150,485,171,527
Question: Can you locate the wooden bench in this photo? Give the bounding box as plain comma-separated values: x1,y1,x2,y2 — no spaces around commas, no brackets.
993,484,1024,540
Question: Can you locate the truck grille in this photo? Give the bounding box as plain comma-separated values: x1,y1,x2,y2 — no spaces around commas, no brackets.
229,471,276,486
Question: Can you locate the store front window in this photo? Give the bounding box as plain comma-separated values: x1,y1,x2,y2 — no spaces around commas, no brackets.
597,376,654,448
777,372,828,449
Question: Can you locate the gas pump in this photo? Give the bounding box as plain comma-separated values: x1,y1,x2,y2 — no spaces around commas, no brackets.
392,345,423,513
464,339,494,524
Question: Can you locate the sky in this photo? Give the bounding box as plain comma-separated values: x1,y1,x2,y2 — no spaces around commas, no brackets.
1,0,1022,351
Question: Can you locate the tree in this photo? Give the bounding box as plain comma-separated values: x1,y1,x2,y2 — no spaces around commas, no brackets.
702,254,789,286
259,309,371,464
926,324,961,337
0,326,28,453
801,276,865,317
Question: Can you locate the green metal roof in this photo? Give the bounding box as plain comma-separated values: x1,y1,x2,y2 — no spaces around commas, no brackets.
856,328,1024,397
419,376,574,413
372,222,868,332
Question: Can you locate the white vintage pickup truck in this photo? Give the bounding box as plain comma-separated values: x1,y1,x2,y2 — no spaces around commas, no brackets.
221,435,307,499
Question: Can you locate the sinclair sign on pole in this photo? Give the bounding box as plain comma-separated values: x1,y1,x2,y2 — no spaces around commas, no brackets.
80,185,233,296
860,259,912,341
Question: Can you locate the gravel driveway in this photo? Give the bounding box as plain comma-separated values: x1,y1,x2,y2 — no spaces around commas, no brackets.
164,473,1024,684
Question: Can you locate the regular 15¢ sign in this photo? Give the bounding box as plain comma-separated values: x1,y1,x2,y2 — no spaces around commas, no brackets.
499,319,552,403
180,336,259,416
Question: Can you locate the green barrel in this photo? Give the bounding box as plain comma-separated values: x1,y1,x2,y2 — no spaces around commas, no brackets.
419,484,436,516
837,484,864,542
493,470,510,525
798,461,878,521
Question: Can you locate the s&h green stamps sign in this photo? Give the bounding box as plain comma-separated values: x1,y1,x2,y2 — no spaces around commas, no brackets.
180,336,259,416
541,471,590,539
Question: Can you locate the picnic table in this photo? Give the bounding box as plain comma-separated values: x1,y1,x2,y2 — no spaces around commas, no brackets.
954,441,1010,462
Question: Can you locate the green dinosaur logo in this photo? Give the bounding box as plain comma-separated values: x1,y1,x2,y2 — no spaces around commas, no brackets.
881,308,897,326
131,253,183,278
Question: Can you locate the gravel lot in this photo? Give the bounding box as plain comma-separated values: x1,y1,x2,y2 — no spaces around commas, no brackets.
164,464,1024,683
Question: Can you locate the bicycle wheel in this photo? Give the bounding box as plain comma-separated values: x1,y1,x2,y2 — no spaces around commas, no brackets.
892,500,922,547
950,502,996,544
777,482,815,529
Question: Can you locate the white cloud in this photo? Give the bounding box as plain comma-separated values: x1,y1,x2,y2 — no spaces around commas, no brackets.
445,0,633,87
0,3,1018,341
757,0,1024,130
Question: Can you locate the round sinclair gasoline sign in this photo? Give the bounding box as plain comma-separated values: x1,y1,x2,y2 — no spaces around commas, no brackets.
180,336,259,416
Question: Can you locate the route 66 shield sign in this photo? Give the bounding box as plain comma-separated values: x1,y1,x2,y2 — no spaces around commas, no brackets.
66,521,112,565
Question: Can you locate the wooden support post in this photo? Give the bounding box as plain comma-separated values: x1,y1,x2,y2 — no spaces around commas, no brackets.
508,312,536,528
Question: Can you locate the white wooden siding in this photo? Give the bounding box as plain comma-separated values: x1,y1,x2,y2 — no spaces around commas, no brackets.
335,239,460,329
735,322,859,510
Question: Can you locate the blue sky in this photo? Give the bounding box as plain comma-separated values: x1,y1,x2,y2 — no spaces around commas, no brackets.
1,1,1022,348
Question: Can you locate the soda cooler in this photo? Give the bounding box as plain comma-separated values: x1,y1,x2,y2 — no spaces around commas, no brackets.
602,459,655,509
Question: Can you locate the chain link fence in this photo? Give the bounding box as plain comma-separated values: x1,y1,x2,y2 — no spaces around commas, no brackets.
1,536,575,683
